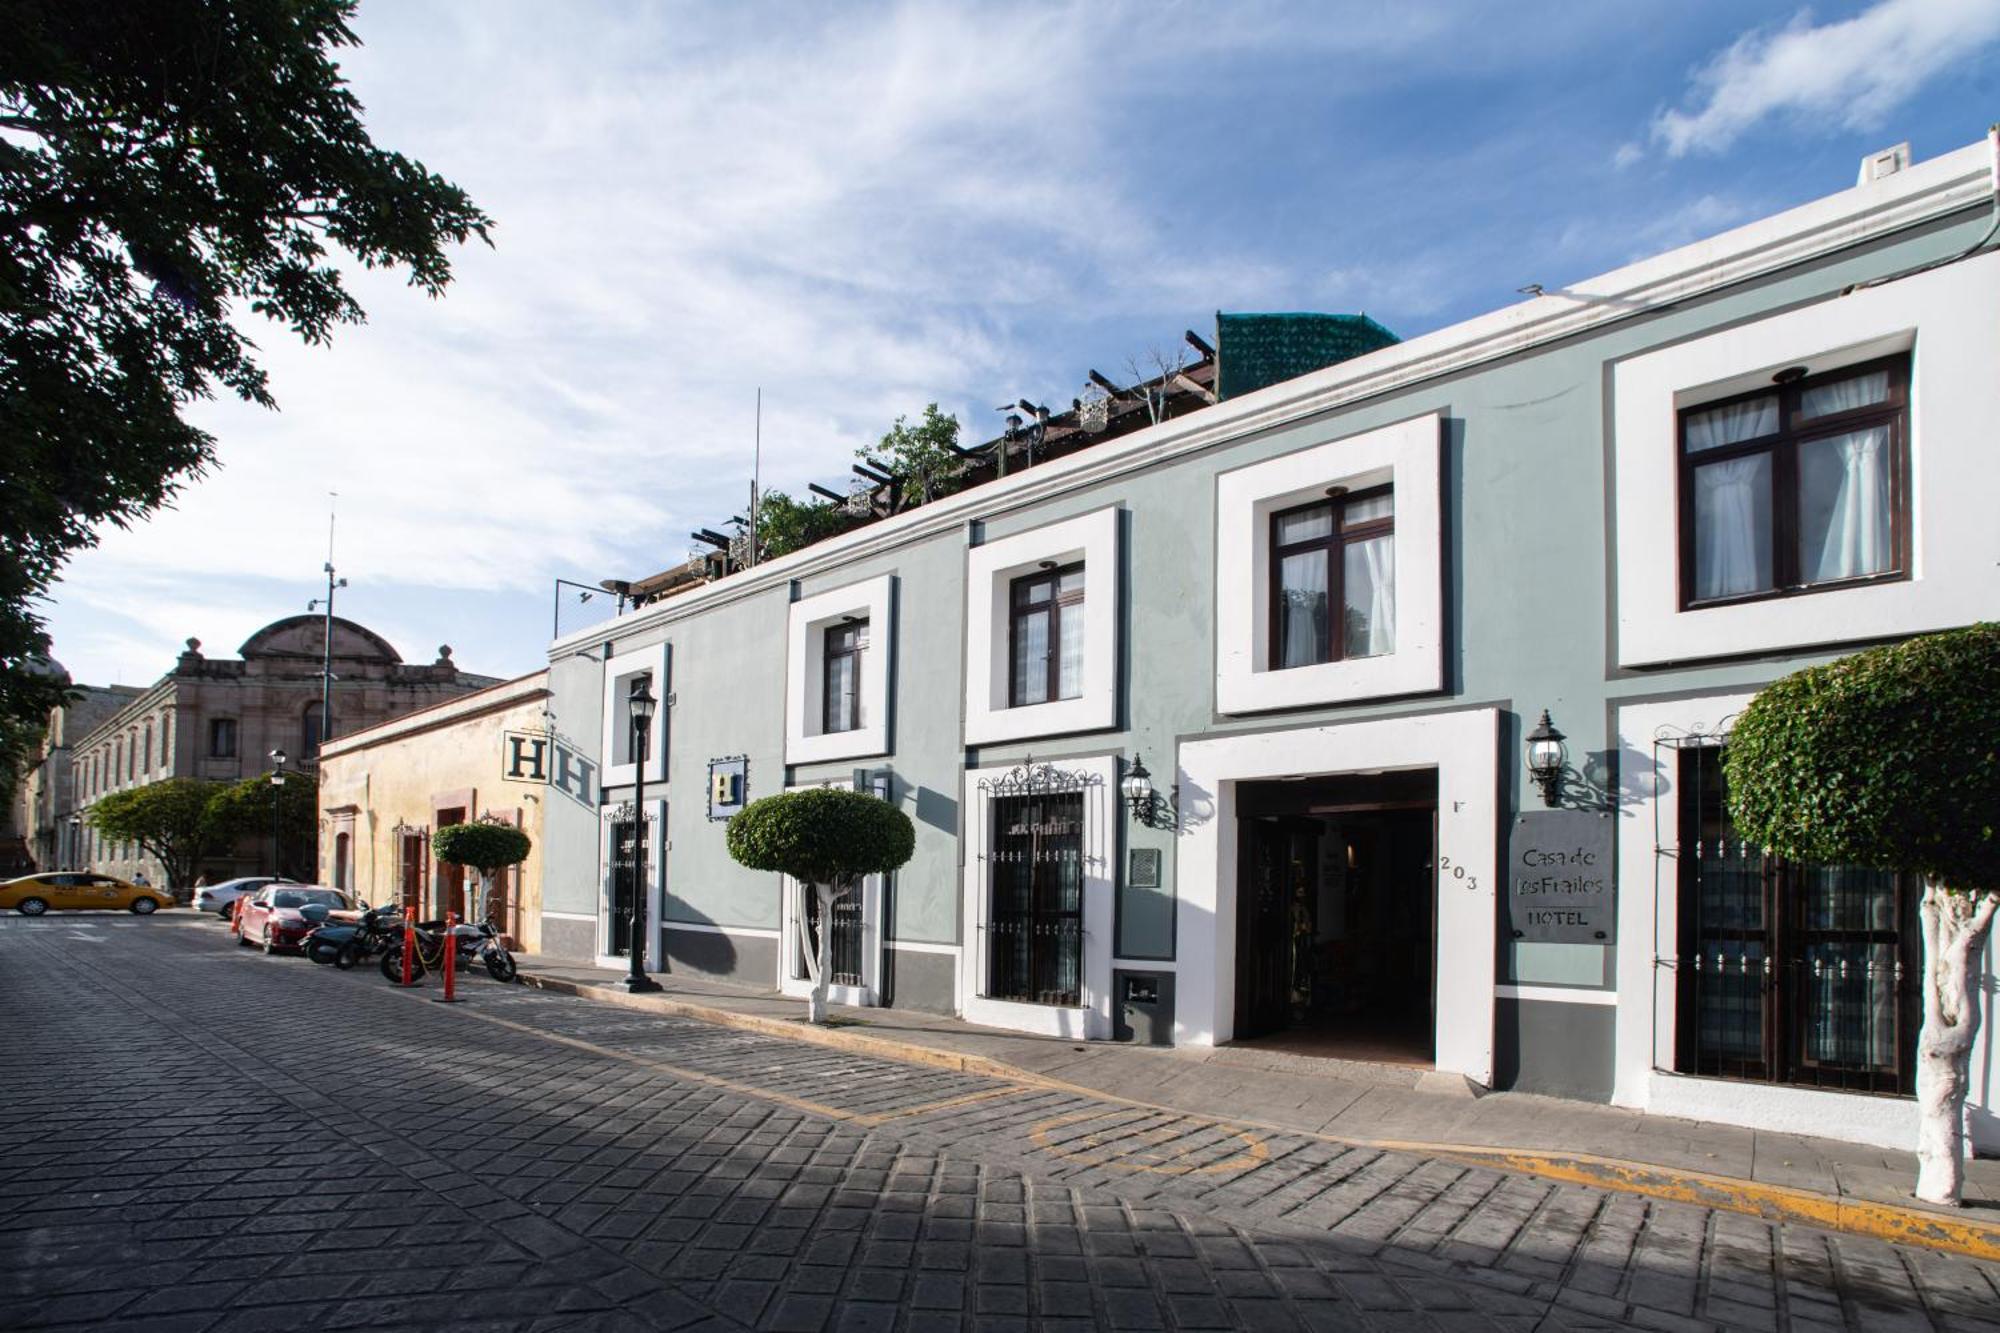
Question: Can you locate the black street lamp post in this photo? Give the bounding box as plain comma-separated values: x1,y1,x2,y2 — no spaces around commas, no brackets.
269,749,288,875
621,679,662,994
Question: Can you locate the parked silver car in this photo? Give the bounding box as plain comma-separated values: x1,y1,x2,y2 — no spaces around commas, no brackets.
192,876,292,918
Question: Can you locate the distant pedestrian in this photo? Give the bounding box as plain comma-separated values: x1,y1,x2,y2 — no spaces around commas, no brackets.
133,870,150,887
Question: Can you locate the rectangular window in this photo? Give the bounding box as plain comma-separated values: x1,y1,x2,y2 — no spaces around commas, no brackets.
1270,486,1395,669
1673,745,1917,1094
986,792,1084,1006
1008,564,1085,707
799,889,865,988
822,619,867,734
209,718,237,759
1679,355,1908,607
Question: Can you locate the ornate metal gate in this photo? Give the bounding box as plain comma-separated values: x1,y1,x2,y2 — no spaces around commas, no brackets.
979,763,1091,1008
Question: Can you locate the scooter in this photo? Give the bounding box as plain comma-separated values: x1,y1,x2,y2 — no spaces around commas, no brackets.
301,903,401,970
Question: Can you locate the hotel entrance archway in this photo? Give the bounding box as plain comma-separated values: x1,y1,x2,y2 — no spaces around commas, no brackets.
1232,769,1437,1066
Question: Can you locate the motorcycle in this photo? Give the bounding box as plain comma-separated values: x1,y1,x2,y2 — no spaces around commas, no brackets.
301,903,401,970
378,915,517,984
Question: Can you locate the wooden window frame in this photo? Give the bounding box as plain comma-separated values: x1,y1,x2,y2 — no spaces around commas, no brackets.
1267,483,1395,670
822,618,867,735
1007,562,1085,708
1676,353,1911,610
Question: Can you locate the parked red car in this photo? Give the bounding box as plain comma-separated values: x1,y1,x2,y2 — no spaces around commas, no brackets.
235,885,354,954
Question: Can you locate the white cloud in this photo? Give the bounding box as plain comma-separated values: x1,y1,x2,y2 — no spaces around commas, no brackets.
1651,0,2000,158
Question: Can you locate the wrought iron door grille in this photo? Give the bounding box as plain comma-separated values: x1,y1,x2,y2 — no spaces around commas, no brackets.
609,818,637,958
800,889,865,988
1670,743,1915,1095
986,792,1084,1007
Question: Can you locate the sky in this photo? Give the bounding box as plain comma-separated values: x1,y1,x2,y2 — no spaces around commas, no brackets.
38,0,2000,688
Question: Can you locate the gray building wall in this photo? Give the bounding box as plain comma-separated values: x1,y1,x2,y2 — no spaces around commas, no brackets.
540,150,1996,1109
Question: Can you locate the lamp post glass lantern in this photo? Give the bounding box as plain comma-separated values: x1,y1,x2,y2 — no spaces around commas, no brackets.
621,678,662,993
268,749,289,876
1525,711,1565,808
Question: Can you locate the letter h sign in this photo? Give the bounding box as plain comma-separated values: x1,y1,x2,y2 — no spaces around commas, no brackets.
503,731,548,782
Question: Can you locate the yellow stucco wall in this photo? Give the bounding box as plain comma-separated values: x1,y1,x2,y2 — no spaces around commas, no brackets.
317,673,549,950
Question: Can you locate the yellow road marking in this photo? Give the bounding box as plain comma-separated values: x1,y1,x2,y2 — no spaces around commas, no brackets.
1029,1109,1270,1176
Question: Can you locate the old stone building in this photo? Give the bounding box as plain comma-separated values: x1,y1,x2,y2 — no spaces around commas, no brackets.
12,665,142,874
64,615,499,889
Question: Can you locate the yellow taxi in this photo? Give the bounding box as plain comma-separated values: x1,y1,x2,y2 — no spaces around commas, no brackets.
0,872,175,916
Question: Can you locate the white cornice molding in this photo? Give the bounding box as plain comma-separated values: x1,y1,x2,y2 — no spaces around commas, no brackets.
551,141,1993,659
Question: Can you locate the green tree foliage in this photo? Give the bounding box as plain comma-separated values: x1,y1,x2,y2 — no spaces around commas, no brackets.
433,821,532,877
84,777,228,891
209,767,321,879
726,787,914,887
727,786,914,1022
754,489,859,560
1723,624,2000,892
859,404,965,507
0,1,493,730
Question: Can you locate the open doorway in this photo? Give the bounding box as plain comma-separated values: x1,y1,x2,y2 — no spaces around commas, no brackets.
1233,769,1436,1065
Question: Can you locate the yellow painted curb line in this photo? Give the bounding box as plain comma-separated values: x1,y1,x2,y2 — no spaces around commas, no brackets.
515,970,2000,1261
1363,1141,2000,1263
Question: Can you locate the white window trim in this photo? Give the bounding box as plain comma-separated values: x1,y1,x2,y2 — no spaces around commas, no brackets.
596,797,665,971
1612,692,1997,1153
785,575,894,766
1174,708,1499,1085
957,753,1118,1039
600,642,669,788
1613,250,2000,668
964,508,1120,745
1215,412,1443,714
776,773,887,1008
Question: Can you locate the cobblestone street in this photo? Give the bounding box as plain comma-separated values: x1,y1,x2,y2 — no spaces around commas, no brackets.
4,915,1999,1332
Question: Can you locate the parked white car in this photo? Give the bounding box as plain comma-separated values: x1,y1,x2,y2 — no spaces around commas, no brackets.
192,876,292,918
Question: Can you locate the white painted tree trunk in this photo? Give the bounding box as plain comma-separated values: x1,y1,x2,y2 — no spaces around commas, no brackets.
1914,881,1999,1205
795,880,853,1026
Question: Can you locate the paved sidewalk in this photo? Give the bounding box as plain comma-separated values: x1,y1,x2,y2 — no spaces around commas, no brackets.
515,954,2000,1235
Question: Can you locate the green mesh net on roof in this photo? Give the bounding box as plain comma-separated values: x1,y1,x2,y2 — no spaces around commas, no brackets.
1215,312,1399,400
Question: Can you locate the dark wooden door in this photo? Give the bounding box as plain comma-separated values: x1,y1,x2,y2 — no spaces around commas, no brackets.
1236,817,1316,1039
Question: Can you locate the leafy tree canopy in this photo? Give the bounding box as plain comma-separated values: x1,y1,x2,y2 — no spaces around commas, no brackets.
84,776,228,888
209,766,320,877
859,404,964,506
434,820,532,876
1724,624,2000,893
726,787,914,888
0,0,492,730
754,489,859,560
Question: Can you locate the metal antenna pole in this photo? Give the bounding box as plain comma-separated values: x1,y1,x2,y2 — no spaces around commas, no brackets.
749,387,762,569
318,493,342,752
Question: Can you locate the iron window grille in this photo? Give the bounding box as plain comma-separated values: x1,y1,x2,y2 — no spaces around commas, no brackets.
978,762,1098,1008
1653,730,1917,1096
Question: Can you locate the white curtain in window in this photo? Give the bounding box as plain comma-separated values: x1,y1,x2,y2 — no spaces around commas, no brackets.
1279,550,1328,668
1799,370,1888,420
1693,455,1773,599
1685,396,1777,451
1800,426,1891,582
1056,605,1085,700
1343,535,1395,657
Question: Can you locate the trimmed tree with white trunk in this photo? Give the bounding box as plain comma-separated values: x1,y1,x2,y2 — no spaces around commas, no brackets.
1724,624,2000,1206
725,786,914,1025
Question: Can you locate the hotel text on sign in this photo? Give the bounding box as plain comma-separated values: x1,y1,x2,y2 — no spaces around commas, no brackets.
1506,810,1614,945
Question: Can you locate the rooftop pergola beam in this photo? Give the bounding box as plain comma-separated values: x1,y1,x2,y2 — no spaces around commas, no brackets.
1184,328,1216,360
807,482,847,504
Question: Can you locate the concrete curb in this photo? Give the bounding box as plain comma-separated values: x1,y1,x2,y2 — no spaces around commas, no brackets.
516,969,2000,1262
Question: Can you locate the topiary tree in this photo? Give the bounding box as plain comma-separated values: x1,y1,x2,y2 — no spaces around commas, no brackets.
433,820,532,924
726,787,914,1023
1724,624,2000,1205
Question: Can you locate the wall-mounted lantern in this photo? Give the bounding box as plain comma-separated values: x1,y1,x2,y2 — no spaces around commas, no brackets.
1525,710,1566,808
1122,754,1154,822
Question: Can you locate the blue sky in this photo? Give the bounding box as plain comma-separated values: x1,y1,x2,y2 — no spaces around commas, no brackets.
39,0,2000,688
